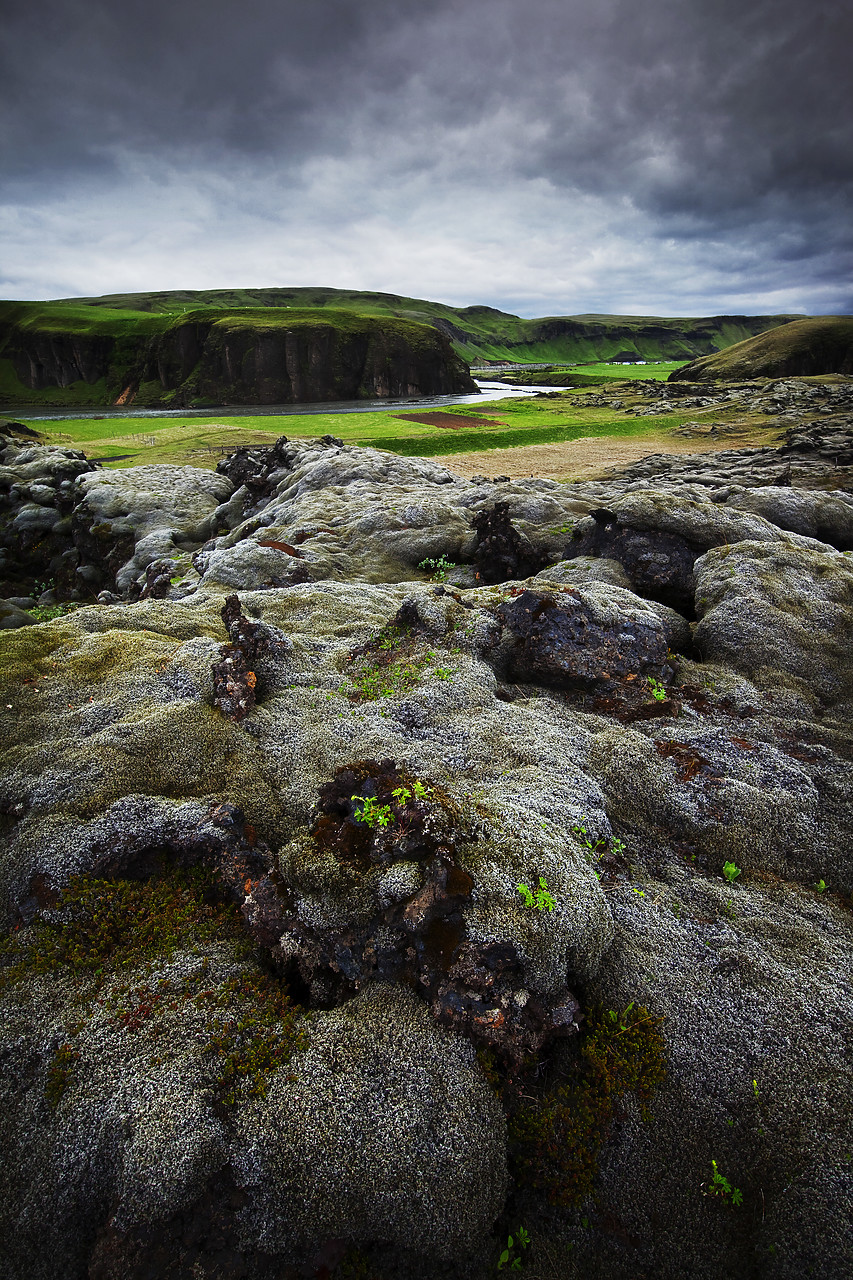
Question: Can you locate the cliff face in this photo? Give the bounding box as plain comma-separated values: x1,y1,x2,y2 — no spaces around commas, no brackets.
1,309,477,407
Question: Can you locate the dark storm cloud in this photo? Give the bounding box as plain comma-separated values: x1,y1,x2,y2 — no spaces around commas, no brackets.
1,0,851,311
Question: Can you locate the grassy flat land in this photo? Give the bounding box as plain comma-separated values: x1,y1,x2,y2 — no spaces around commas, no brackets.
20,378,783,472
496,361,684,385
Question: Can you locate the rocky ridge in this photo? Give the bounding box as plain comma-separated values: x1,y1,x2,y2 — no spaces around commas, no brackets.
0,407,852,1280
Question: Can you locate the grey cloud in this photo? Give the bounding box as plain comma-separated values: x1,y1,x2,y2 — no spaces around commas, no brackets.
1,0,850,313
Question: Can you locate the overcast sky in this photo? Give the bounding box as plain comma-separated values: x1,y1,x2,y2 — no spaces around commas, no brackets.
2,0,851,317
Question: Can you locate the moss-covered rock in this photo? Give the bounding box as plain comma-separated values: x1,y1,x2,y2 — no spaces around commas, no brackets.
1,428,852,1279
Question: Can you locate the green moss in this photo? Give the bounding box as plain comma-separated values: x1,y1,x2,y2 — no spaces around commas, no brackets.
0,864,245,985
0,621,78,689
203,970,309,1105
44,1042,79,1108
341,626,452,702
508,1003,666,1207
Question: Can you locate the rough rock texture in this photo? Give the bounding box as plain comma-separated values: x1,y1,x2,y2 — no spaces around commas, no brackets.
1,407,852,1279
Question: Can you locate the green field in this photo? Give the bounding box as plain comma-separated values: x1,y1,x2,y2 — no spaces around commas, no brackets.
17,377,776,472
496,361,685,385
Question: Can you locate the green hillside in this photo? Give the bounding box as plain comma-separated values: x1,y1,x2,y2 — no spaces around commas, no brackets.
7,289,803,363
671,316,853,381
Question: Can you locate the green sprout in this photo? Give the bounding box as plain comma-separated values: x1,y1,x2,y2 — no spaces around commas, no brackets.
497,1225,530,1270
517,876,557,912
647,677,667,702
391,780,432,806
722,861,741,884
707,1160,743,1207
351,795,394,828
815,879,827,893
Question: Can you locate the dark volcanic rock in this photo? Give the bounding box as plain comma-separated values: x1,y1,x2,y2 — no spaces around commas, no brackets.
497,587,668,687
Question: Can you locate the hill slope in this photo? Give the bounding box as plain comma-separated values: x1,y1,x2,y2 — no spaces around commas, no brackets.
6,289,801,364
671,316,853,381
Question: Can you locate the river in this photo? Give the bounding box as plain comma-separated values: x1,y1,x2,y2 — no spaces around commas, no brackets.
11,381,565,423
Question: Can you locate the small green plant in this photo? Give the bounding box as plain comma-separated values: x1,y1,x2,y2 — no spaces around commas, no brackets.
517,876,557,911
571,821,626,880
722,861,741,884
342,627,452,702
391,780,431,804
419,555,456,581
706,1159,743,1207
497,1225,530,1270
27,601,79,623
351,795,395,828
815,879,827,893
29,576,55,601
647,677,667,702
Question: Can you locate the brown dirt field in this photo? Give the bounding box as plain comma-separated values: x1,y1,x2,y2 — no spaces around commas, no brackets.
393,412,507,430
432,433,766,482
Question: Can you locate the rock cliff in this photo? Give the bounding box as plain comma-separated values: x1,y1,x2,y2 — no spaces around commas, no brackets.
1,410,852,1279
0,309,477,407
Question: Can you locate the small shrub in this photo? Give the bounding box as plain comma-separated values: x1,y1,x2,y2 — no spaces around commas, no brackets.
722,861,741,884
647,677,667,702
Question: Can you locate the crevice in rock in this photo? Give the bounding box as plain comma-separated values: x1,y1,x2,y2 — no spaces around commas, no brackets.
211,594,291,721
276,758,581,1069
471,501,550,584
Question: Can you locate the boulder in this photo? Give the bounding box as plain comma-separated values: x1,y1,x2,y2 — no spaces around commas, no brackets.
694,541,853,709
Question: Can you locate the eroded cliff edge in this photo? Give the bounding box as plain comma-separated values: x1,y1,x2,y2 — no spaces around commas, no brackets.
0,307,477,407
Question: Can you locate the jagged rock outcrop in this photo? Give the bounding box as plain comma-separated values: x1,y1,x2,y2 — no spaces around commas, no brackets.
1,415,852,1280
